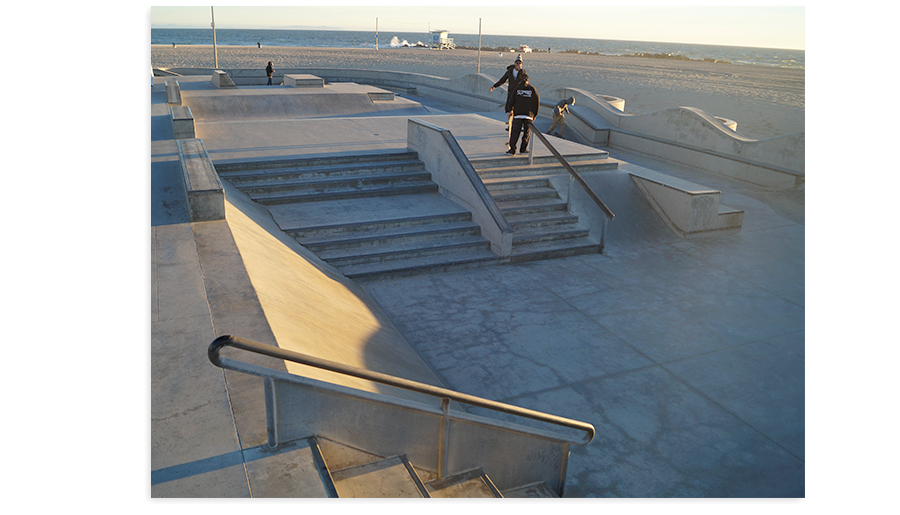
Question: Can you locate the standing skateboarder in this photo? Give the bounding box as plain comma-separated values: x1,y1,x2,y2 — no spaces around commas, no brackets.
506,75,540,155
490,54,528,144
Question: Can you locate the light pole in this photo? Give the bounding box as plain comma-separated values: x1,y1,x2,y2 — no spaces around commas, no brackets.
211,6,218,68
477,18,482,74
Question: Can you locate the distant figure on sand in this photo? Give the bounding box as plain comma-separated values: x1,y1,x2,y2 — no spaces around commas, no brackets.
172,43,176,48
266,61,274,85
258,42,261,48
506,75,540,155
491,54,528,137
548,97,575,137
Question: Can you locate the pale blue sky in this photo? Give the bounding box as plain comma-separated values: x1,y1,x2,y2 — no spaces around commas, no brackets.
150,4,805,50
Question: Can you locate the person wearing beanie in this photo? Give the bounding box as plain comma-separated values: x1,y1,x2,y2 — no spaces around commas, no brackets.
490,54,528,137
548,96,576,137
506,75,540,155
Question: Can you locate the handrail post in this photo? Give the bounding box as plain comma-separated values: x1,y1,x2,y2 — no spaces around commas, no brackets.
438,397,450,479
528,125,535,165
264,376,279,448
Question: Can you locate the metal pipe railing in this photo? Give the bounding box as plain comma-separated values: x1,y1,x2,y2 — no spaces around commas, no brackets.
527,121,616,221
208,334,595,447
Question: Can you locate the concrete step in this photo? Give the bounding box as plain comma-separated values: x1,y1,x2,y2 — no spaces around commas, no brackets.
483,176,552,191
342,248,499,281
508,235,601,264
502,481,560,498
497,198,569,216
286,211,474,240
489,186,560,204
424,468,503,498
252,181,438,205
320,234,491,268
470,151,608,170
512,224,591,246
330,455,429,498
239,170,433,196
220,159,427,186
505,211,580,230
474,157,616,180
301,220,482,253
213,150,420,174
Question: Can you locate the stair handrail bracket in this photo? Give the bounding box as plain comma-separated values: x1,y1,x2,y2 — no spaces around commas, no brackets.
209,335,594,494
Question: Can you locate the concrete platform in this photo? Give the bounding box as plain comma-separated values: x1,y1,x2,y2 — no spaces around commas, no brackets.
150,76,804,498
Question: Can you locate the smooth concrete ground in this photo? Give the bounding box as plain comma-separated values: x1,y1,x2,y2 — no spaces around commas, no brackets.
151,78,803,497
360,148,805,496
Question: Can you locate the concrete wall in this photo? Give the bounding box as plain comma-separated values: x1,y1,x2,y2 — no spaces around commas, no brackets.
160,67,804,189
407,118,514,256
541,87,804,189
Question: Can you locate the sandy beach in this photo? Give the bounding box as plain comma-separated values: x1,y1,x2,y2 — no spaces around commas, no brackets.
151,45,804,141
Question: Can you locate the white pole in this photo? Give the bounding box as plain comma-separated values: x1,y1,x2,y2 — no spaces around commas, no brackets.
211,6,218,68
477,18,482,74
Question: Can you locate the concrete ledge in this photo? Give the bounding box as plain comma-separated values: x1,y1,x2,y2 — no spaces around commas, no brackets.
164,79,182,105
211,70,236,89
598,95,625,112
284,74,324,88
367,91,395,101
169,105,195,140
176,139,225,222
629,167,743,238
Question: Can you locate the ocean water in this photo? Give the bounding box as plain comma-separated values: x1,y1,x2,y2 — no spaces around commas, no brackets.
151,28,804,69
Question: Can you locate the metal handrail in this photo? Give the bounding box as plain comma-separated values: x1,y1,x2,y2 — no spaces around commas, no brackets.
209,334,595,446
527,121,615,221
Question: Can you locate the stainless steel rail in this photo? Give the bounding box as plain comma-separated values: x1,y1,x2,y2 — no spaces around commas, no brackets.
208,334,595,446
527,120,616,221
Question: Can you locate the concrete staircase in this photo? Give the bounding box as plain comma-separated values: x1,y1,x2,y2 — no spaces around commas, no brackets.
311,436,558,498
471,151,617,263
216,148,618,280
215,151,499,280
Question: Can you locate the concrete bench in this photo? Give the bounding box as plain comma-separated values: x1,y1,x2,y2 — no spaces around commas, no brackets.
165,79,182,105
210,70,236,89
284,74,324,87
176,139,225,222
628,167,743,238
170,105,195,140
367,91,394,101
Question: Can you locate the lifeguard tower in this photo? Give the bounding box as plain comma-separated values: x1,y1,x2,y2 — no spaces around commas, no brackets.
430,30,455,50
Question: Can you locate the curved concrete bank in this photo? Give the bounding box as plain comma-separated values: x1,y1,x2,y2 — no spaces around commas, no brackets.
541,87,804,189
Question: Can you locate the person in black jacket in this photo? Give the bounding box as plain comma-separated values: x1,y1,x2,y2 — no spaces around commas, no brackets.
266,61,274,85
490,55,527,130
506,75,540,155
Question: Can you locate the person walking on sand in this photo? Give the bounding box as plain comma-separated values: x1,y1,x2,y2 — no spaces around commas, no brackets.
506,75,540,155
266,61,274,86
490,54,527,135
548,96,575,137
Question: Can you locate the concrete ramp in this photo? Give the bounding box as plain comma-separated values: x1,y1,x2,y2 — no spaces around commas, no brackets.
183,83,431,122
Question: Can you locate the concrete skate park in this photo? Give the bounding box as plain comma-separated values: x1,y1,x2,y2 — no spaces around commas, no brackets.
150,66,804,497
